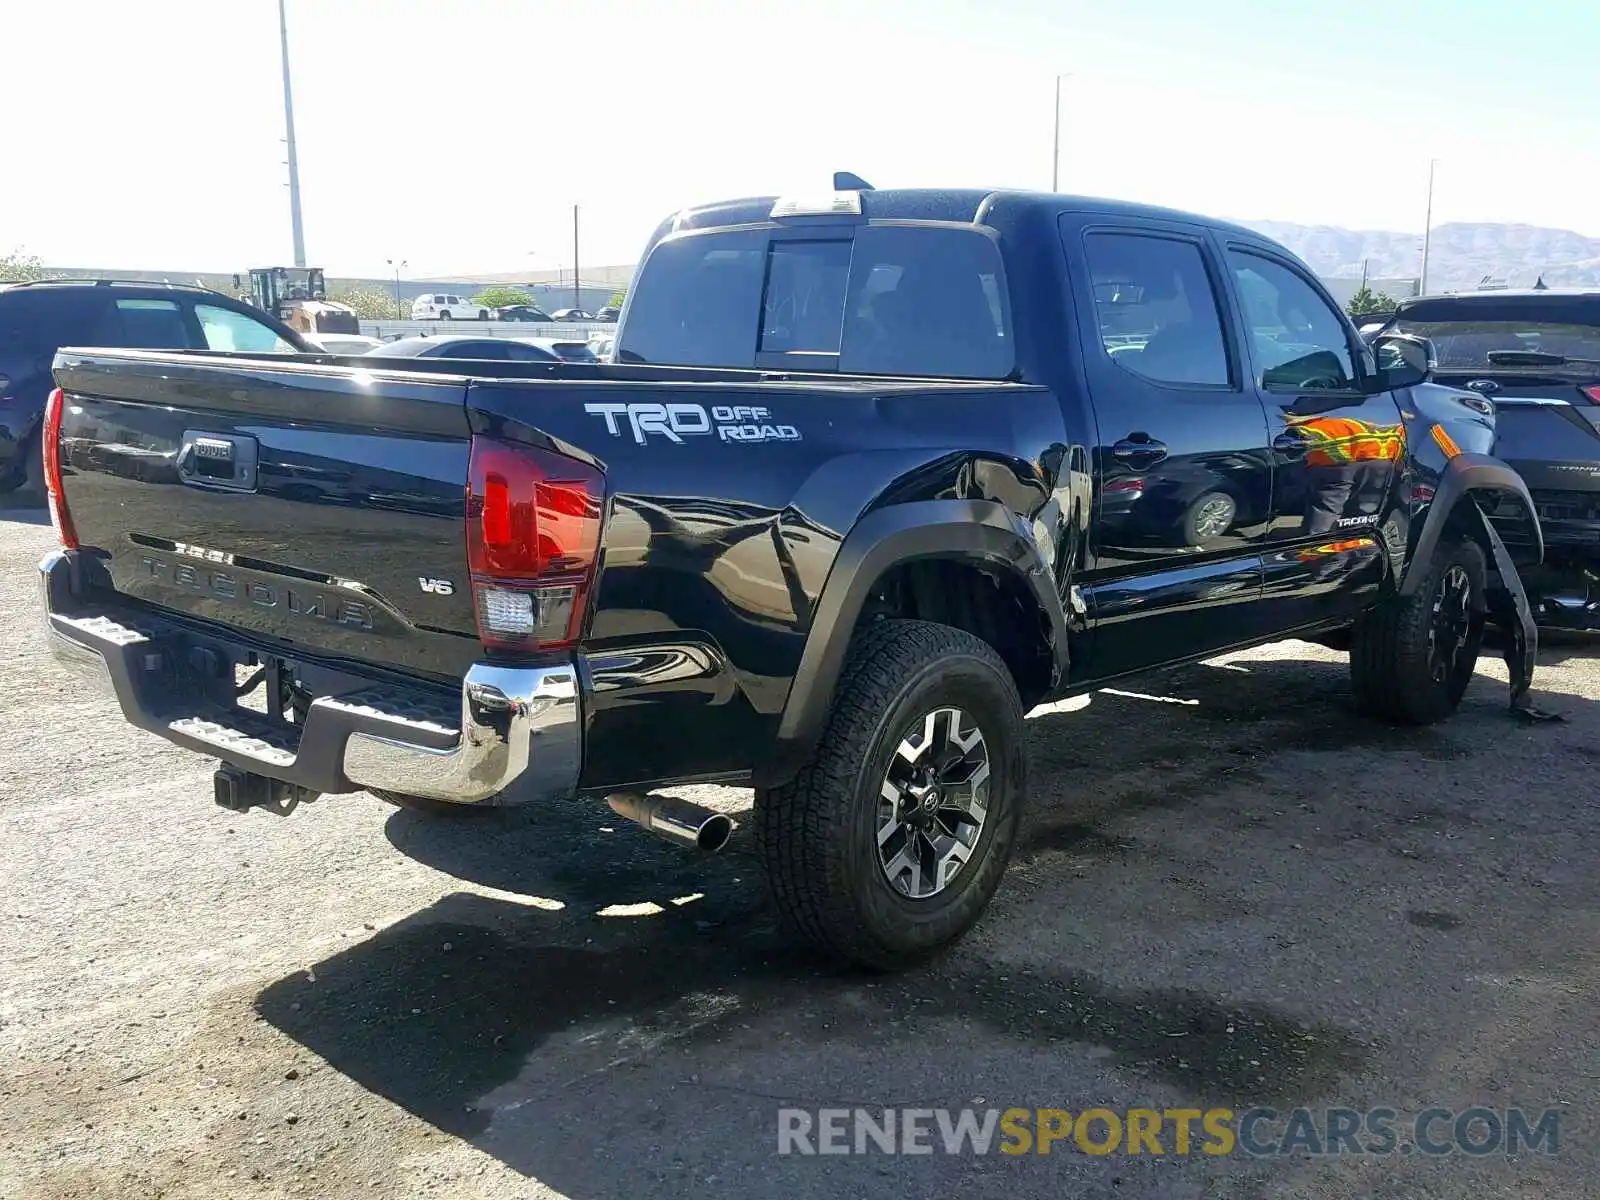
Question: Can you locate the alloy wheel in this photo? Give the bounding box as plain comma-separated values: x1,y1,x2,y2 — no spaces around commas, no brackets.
875,707,991,900
1426,563,1474,684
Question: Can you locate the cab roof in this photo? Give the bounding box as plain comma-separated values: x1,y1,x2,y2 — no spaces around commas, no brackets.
657,188,1268,243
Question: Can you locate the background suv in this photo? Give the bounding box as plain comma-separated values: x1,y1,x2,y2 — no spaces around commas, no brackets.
0,280,307,496
409,293,489,321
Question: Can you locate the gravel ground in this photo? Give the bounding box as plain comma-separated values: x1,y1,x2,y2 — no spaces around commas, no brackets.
2,501,1597,1199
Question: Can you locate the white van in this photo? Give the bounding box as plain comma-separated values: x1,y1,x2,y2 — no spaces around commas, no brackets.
411,293,489,321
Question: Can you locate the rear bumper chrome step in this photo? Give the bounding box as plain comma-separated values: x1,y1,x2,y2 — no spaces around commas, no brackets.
38,550,581,806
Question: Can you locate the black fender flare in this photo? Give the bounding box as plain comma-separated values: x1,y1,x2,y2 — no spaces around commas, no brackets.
1399,452,1542,598
753,499,1072,789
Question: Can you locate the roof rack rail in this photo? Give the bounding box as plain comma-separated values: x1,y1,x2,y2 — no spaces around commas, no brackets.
1,278,217,292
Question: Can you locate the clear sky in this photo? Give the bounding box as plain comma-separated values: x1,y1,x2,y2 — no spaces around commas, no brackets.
5,0,1597,278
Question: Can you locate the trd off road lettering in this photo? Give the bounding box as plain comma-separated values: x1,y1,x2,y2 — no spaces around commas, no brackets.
584,401,800,445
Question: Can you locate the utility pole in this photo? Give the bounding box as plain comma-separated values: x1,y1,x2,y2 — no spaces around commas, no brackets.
278,0,306,267
572,205,581,312
1419,158,1437,297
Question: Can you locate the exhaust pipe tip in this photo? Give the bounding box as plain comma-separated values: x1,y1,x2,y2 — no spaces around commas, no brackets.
608,792,735,853
694,811,734,853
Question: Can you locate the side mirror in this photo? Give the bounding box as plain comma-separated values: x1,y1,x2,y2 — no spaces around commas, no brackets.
1365,333,1432,392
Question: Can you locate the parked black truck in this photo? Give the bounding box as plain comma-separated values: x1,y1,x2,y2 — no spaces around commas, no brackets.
39,184,1548,967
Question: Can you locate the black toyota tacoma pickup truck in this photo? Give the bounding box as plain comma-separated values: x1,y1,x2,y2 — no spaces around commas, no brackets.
38,184,1548,968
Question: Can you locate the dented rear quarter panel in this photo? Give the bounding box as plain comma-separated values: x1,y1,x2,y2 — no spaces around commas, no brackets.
464,377,1072,791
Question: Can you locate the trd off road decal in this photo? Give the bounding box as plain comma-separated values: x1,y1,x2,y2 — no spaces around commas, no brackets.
584,402,801,445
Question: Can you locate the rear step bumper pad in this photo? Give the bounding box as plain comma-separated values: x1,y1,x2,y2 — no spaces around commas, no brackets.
37,550,581,805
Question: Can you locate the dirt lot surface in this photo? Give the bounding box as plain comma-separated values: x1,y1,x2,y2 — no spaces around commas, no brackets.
3,502,1597,1199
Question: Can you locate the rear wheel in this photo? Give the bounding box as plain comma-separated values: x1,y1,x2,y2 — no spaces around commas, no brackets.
477,309,489,320
437,310,452,321
1351,537,1486,724
755,619,1026,969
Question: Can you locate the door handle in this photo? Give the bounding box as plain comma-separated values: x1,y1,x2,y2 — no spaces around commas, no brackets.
1273,430,1312,458
1111,437,1168,466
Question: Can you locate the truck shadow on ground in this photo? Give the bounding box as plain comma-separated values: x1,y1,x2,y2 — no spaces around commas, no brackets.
245,652,1502,1190
252,888,1369,1191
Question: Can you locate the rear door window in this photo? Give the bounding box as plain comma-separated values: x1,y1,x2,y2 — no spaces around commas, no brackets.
1083,232,1231,386
619,224,1013,379
89,298,195,349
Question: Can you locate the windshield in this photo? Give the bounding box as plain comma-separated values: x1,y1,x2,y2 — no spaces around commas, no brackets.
618,223,1014,379
1393,316,1600,369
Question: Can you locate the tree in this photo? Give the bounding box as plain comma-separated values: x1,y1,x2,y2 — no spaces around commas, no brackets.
0,251,51,283
1346,285,1398,318
471,287,536,311
330,286,400,320
607,290,626,309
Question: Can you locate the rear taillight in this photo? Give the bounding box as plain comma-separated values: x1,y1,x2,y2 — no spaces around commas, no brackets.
1583,386,1600,404
42,386,78,549
465,435,603,652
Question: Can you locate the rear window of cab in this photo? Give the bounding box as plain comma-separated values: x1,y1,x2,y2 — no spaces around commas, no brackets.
617,223,1014,380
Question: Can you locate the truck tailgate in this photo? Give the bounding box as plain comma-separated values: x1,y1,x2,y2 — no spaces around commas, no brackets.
52,350,479,682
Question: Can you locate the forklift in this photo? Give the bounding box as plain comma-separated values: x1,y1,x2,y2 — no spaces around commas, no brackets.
235,267,360,335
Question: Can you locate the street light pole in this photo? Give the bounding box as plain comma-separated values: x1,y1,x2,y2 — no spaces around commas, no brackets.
277,0,306,268
572,205,581,313
1419,157,1438,297
386,258,406,318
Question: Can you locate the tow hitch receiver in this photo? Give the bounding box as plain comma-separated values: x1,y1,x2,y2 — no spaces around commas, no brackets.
212,764,319,816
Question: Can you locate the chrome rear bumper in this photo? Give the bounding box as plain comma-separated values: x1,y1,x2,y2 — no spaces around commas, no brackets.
38,550,581,805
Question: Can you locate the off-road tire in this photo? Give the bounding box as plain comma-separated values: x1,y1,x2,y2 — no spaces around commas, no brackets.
1351,537,1486,725
755,618,1027,969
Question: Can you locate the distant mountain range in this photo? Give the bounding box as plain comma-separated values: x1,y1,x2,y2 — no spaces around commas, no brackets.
1238,220,1600,292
